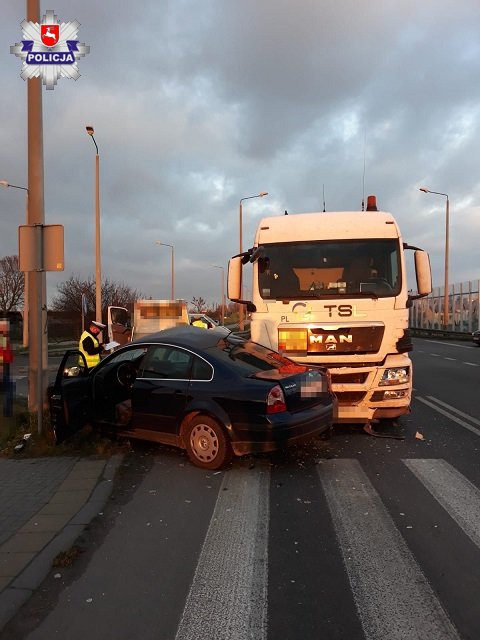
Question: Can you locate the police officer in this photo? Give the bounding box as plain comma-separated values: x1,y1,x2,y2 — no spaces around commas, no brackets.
79,320,106,369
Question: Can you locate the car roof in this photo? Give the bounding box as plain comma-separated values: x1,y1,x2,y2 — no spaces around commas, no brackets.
130,324,232,349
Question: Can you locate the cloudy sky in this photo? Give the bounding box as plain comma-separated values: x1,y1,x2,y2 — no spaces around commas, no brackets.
1,0,480,309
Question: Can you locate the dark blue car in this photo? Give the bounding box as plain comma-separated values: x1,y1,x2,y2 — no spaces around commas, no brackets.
49,325,336,469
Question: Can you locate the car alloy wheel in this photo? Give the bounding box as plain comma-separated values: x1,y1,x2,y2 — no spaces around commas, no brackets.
185,415,232,470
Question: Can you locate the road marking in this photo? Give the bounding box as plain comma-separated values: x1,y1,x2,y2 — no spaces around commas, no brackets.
317,459,459,640
417,339,474,350
175,466,270,640
426,396,480,427
422,352,478,365
404,459,480,549
416,396,480,438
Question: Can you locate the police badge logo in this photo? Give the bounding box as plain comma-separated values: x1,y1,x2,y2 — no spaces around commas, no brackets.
10,9,90,90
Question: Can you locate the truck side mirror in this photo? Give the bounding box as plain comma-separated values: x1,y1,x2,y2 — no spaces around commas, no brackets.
414,250,432,298
228,256,242,302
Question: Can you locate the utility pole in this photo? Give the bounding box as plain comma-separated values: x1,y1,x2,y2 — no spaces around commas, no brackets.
27,0,47,433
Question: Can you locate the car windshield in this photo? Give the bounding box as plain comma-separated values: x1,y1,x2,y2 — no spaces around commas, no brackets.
257,239,401,299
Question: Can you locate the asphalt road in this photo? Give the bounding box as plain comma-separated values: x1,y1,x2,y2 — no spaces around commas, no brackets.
11,352,64,399
3,338,480,639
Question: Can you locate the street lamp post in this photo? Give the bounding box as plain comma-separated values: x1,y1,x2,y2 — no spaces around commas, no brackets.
86,126,102,324
156,241,175,299
212,264,225,325
420,187,450,329
239,191,268,330
0,181,29,348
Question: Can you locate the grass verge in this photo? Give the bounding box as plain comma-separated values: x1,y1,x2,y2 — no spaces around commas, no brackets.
0,396,129,459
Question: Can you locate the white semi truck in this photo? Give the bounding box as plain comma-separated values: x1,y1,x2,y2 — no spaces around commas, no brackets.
228,195,432,424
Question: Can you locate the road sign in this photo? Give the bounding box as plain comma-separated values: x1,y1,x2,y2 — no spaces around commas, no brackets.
18,224,64,271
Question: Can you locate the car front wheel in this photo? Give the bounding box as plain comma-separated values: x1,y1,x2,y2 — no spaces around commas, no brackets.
184,416,232,470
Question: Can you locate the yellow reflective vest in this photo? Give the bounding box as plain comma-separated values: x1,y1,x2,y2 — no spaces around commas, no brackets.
192,319,208,329
79,330,101,368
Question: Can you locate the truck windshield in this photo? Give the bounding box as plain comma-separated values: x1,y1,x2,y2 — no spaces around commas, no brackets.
257,239,401,300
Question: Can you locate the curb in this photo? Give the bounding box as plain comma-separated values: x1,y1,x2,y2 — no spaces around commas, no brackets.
0,454,123,631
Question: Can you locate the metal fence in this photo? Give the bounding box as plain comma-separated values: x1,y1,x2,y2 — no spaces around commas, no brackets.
410,280,480,333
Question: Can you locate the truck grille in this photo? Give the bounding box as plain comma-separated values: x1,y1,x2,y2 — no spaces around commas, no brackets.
331,371,368,384
308,325,384,354
335,391,367,405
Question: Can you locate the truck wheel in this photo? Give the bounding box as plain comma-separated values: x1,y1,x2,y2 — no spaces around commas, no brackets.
185,415,233,470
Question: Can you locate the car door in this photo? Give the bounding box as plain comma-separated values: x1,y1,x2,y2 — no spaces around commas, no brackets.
49,350,91,444
132,344,192,435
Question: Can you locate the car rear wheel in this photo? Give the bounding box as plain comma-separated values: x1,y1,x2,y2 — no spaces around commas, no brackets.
185,415,232,470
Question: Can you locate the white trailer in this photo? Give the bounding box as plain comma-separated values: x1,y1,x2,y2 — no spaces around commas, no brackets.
107,299,189,346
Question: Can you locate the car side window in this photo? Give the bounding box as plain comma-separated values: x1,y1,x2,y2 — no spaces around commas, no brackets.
191,355,213,381
140,345,192,379
111,347,147,363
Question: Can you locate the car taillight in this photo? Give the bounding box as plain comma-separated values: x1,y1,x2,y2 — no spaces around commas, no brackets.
267,385,287,414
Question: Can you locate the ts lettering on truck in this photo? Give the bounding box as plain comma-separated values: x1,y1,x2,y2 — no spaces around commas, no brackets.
281,304,366,322
324,304,367,318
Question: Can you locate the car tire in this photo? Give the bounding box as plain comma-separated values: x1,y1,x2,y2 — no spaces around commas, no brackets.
184,415,233,470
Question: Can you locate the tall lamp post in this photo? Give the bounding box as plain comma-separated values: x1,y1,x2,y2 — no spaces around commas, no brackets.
0,181,29,347
156,241,175,299
239,191,268,330
86,126,102,323
212,264,225,325
420,187,450,329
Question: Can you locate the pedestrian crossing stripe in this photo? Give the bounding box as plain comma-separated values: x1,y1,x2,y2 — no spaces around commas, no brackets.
175,468,270,640
404,459,480,549
318,459,459,640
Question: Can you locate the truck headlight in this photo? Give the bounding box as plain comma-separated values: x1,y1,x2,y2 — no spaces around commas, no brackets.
379,367,409,386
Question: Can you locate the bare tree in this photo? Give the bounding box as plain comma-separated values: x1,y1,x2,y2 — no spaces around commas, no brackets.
50,274,146,316
190,296,208,313
0,255,24,315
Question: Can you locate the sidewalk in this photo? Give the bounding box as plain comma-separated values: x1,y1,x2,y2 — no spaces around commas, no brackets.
0,453,123,631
